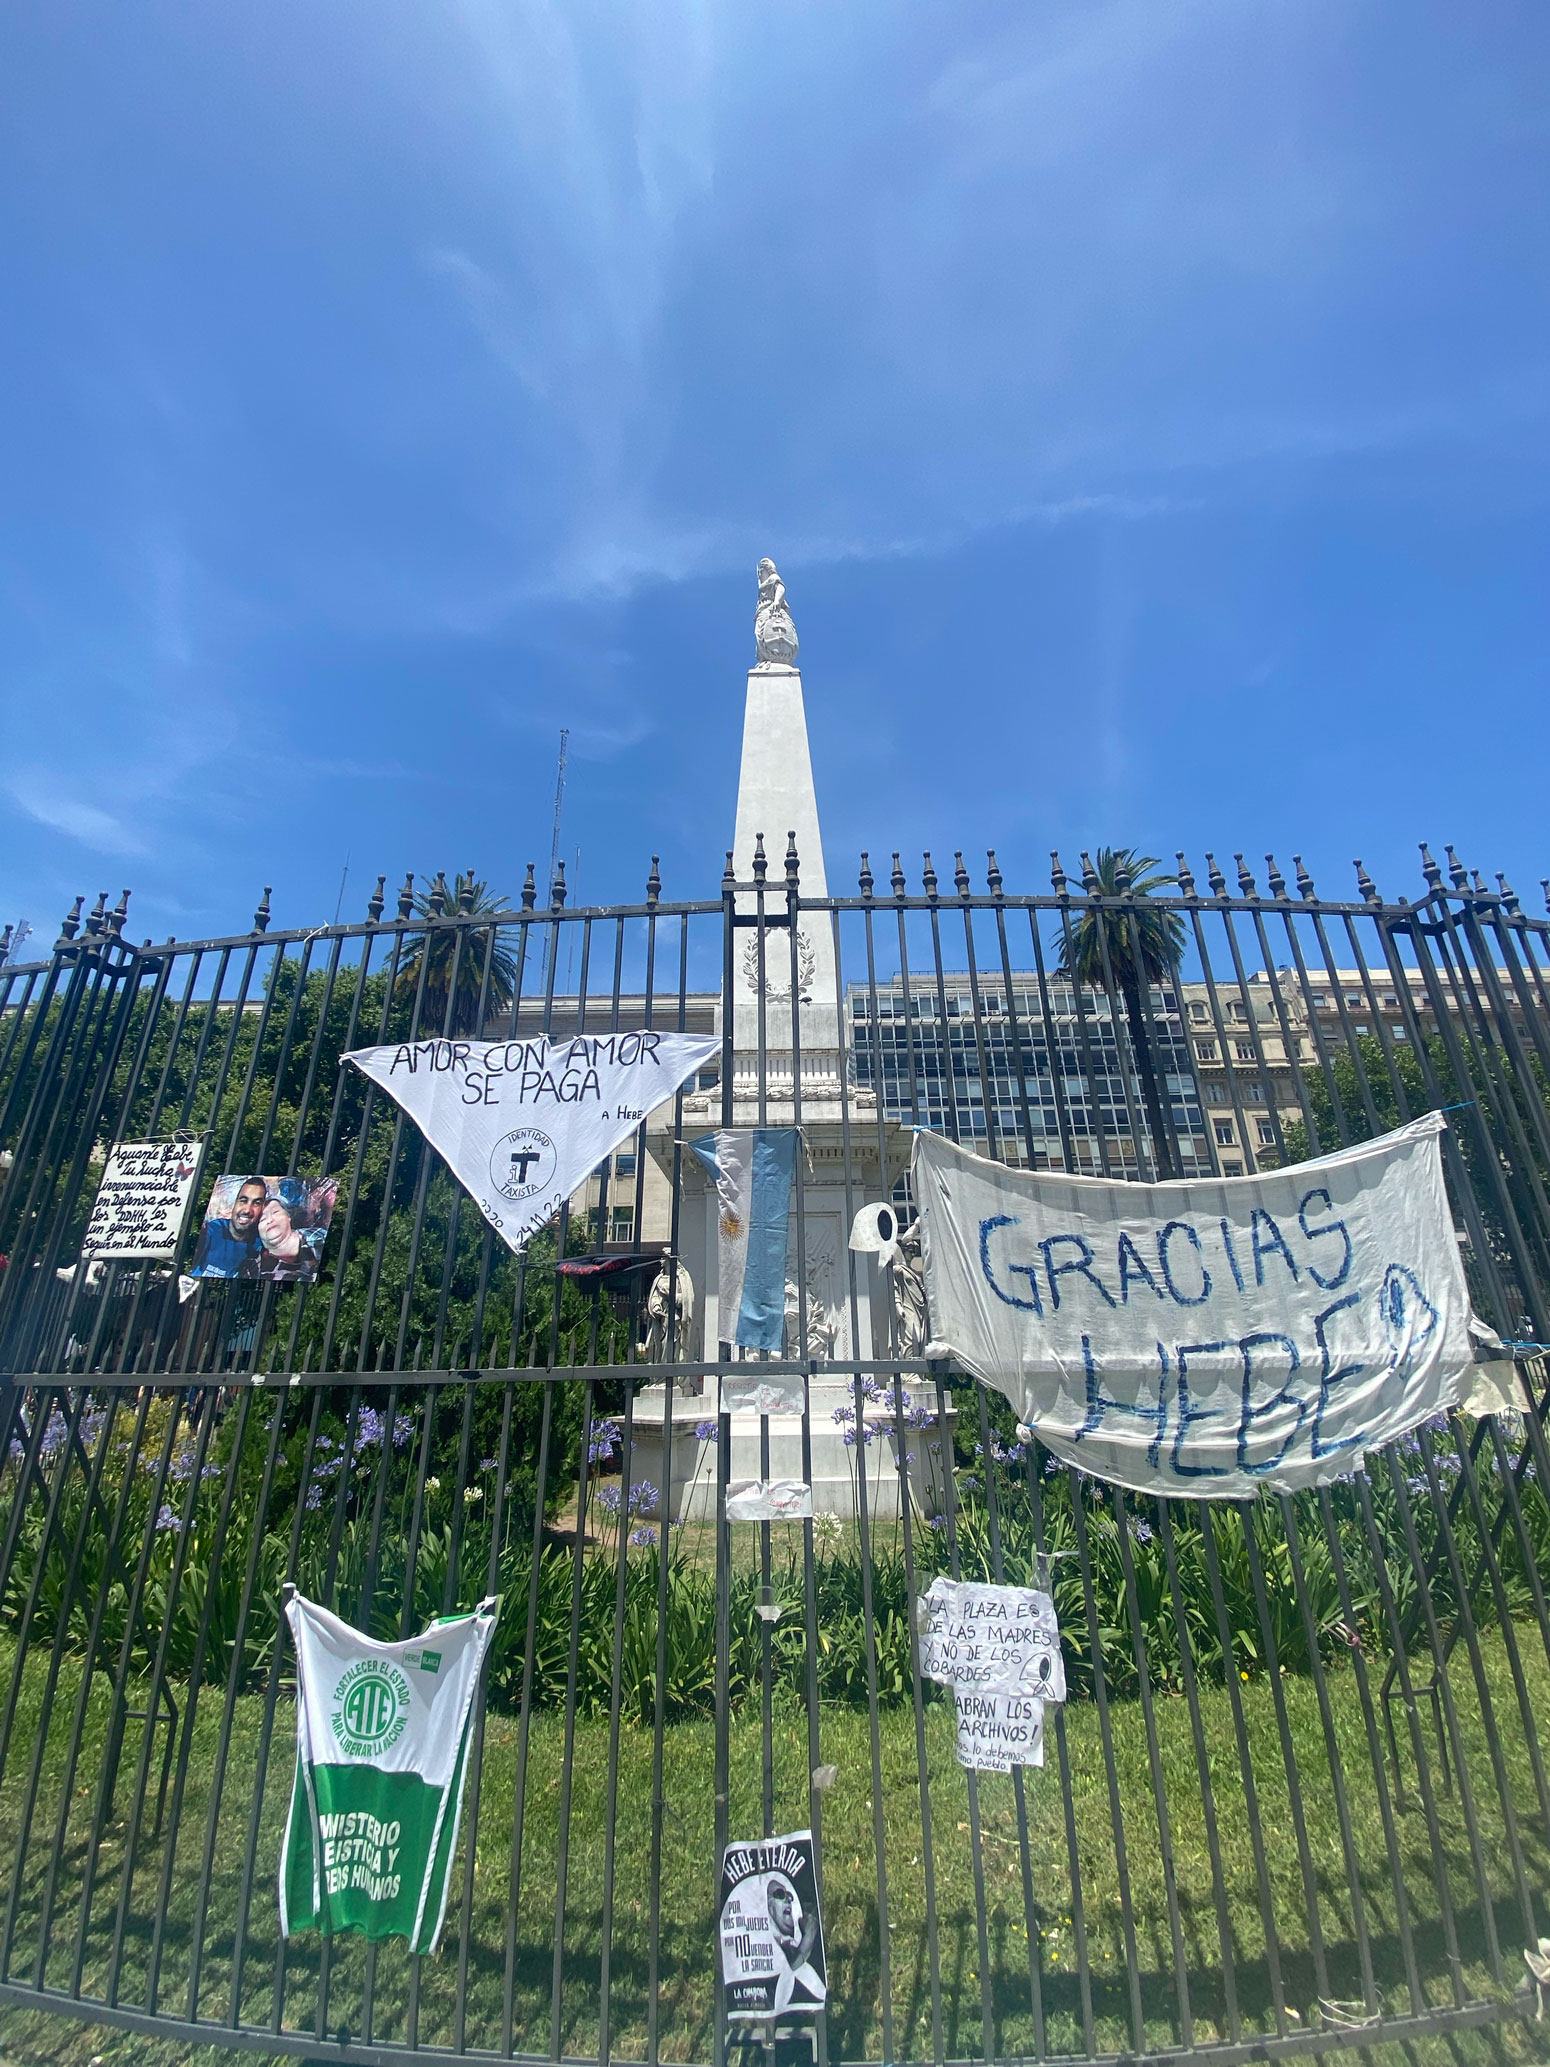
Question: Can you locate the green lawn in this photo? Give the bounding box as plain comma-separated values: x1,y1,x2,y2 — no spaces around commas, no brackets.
0,1625,1545,2065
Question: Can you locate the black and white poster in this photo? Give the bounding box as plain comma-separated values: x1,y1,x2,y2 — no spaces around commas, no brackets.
718,1830,827,2019
80,1138,205,1260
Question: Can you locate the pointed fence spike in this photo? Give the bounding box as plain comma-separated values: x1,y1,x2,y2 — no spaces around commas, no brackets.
784,831,800,886
109,889,131,935
551,860,567,908
953,852,971,898
1079,851,1099,893
367,875,386,922
398,871,416,920
1445,844,1469,889
752,833,768,883
1419,843,1443,890
1174,852,1196,897
891,853,906,900
1205,854,1227,897
253,888,271,934
1235,854,1257,897
1050,850,1068,896
521,863,537,911
1293,854,1315,899
722,850,736,893
1264,855,1286,897
921,851,938,900
985,849,1003,897
858,852,874,898
1354,859,1379,903
59,896,83,941
1498,873,1520,912
646,856,662,908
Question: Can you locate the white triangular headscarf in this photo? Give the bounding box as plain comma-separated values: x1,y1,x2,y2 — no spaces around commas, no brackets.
346,1031,718,1253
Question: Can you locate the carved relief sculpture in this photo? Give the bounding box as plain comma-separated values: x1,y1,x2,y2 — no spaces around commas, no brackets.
754,558,799,669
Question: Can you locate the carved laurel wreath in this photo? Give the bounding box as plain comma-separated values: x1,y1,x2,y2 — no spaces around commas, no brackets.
743,928,819,1001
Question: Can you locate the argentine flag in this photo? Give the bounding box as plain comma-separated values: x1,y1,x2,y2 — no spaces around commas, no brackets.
690,1128,799,1352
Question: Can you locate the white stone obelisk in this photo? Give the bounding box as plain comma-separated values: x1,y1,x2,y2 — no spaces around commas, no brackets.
731,560,838,1056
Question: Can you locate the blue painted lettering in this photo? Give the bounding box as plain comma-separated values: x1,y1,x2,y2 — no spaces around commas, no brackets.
1116,1231,1164,1304
1297,1188,1352,1290
979,1215,1042,1314
1041,1233,1118,1311
1249,1208,1299,1286
1158,1221,1212,1306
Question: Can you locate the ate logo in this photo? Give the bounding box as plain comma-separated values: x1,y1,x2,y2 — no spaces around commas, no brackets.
331,1660,410,1757
490,1127,557,1203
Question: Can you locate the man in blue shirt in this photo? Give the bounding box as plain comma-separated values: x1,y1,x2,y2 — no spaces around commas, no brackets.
191,1176,267,1278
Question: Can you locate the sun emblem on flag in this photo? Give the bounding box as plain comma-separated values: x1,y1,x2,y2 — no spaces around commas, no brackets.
721,1211,743,1241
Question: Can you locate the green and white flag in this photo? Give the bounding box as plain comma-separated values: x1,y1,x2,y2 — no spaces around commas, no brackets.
279,1589,498,1953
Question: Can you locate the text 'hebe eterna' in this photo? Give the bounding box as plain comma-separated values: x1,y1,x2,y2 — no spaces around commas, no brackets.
916,1113,1497,1497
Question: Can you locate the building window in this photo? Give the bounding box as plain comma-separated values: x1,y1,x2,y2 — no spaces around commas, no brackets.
609,1205,634,1243
1224,1160,1243,1175
1190,1002,1208,1023
1214,1120,1235,1145
1196,1040,1217,1062
615,1151,637,1177
1234,1041,1256,1062
1205,1083,1229,1103
1257,1120,1277,1145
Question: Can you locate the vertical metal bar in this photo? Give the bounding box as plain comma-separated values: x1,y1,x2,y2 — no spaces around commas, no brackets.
1198,1506,1290,2035
1157,1502,1242,2042
1111,1485,1193,2045
1275,1492,1377,2014
1068,1479,1145,2049
1351,1469,1466,2005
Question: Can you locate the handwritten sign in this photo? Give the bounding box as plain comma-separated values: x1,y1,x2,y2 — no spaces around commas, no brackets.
345,1033,718,1254
916,1114,1482,1496
917,1577,1065,1699
80,1139,204,1259
954,1689,1045,1771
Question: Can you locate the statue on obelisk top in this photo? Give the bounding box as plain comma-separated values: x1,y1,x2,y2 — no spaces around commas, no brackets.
754,557,799,670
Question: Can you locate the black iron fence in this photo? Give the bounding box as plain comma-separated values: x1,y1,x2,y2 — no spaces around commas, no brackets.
0,843,1548,2064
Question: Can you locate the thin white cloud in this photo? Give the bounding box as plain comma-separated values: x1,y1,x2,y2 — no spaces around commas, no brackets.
6,778,146,856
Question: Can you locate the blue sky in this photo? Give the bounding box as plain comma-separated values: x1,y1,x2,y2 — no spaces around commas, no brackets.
1,1,1546,948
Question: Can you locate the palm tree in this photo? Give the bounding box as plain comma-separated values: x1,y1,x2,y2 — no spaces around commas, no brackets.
396,872,521,1034
1056,848,1186,1179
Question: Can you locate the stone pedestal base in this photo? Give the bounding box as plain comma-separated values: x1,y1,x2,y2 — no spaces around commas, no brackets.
626,1382,955,1527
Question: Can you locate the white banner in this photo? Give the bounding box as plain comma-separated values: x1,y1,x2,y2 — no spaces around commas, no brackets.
345,1032,718,1253
916,1113,1480,1497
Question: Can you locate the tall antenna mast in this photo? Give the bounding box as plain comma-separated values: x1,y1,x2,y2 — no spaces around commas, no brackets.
548,728,569,900
545,728,569,987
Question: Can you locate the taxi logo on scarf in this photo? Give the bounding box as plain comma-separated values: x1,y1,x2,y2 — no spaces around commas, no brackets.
331,1661,410,1757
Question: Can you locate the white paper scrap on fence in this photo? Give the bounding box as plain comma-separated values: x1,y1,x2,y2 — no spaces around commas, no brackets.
953,1688,1045,1771
726,1478,813,1521
915,1113,1478,1498
344,1032,718,1254
916,1577,1066,1702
